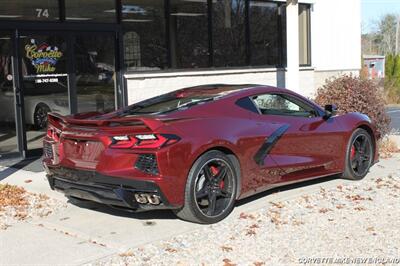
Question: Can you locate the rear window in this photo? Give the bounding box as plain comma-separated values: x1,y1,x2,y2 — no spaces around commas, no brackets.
119,92,218,116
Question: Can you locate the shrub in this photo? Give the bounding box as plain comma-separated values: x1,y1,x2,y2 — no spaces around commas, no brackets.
314,75,391,138
384,54,400,104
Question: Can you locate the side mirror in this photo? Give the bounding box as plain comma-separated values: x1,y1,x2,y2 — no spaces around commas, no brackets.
324,104,338,119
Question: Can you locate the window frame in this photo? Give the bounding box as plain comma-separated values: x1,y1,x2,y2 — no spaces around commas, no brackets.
249,92,323,118
298,3,311,67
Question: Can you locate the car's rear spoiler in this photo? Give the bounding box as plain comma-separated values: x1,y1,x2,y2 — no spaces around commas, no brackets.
47,112,165,131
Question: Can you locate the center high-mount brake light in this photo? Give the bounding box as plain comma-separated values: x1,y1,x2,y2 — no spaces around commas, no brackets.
110,134,180,149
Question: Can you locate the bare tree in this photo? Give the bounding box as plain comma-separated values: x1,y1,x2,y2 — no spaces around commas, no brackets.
375,14,397,54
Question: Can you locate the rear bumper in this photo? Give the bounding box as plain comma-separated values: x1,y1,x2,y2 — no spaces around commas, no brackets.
46,166,180,211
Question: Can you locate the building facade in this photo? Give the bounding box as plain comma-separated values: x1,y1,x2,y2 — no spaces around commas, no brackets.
0,0,361,159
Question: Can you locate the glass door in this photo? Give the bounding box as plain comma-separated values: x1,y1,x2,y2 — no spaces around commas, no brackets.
74,33,116,113
19,32,69,153
0,31,18,158
11,31,118,157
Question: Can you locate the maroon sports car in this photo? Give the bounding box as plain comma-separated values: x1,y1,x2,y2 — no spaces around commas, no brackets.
43,84,378,224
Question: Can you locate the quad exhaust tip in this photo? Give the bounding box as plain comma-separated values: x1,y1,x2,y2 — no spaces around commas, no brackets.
134,193,161,205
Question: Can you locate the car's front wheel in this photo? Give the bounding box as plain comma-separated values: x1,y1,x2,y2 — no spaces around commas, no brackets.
342,128,374,180
174,150,238,224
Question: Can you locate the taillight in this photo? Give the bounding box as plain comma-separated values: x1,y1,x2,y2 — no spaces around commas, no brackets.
110,135,138,149
46,127,60,142
110,134,180,149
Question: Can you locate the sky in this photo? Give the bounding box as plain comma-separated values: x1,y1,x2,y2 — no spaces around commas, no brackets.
362,0,400,33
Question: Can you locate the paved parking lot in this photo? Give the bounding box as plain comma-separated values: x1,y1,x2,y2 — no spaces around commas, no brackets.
387,106,400,132
1,142,400,265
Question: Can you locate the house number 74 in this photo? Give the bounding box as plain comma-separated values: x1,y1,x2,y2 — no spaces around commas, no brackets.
36,8,50,18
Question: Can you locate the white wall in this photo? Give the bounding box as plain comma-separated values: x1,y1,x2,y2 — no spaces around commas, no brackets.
125,69,279,104
125,69,318,104
311,0,361,71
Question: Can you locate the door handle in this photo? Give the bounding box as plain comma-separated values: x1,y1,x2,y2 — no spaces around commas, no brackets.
15,88,22,106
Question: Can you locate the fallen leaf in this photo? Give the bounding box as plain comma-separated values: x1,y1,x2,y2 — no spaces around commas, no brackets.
165,247,178,253
246,229,257,236
302,195,310,203
292,219,305,225
223,258,236,266
239,212,255,220
221,245,233,252
346,194,366,201
270,201,285,209
319,208,331,214
250,224,260,229
119,250,134,257
354,206,366,211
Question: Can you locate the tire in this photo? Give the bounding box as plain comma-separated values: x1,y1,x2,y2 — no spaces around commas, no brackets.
174,150,238,224
342,128,374,180
34,103,51,130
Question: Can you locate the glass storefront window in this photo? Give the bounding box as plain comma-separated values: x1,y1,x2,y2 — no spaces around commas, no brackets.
122,0,167,71
20,34,69,151
66,0,116,22
74,34,116,113
0,32,18,156
0,0,59,21
249,1,280,66
121,0,288,71
169,0,209,69
212,0,246,67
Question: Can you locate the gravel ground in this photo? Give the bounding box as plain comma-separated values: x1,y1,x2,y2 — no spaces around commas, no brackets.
0,184,66,230
95,171,400,265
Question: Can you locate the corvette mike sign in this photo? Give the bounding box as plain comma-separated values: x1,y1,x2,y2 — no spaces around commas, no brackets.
25,38,63,74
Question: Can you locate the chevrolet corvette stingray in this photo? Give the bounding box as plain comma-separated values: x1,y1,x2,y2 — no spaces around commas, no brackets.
42,84,378,224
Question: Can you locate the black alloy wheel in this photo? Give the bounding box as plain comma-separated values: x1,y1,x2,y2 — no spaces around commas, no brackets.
194,158,235,217
342,128,374,180
174,150,238,224
350,134,373,176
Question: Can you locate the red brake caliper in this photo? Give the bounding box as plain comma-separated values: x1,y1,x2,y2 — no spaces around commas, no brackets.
210,166,224,189
351,145,356,159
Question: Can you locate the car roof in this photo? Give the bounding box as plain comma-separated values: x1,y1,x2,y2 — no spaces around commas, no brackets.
175,84,282,97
